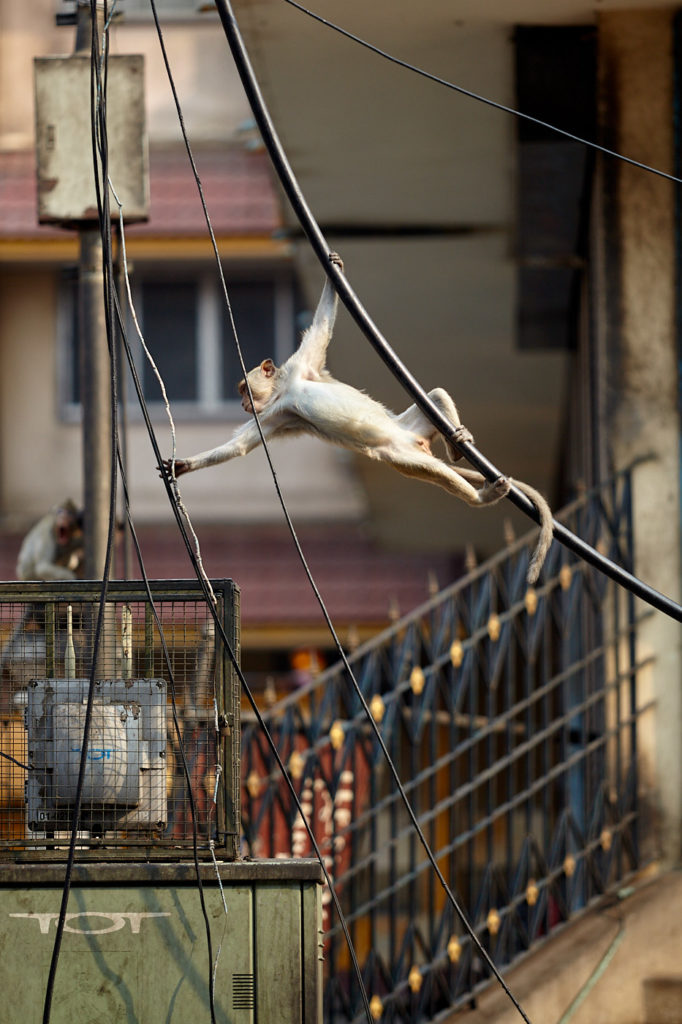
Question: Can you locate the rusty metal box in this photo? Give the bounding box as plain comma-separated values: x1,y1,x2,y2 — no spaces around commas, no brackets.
34,54,149,224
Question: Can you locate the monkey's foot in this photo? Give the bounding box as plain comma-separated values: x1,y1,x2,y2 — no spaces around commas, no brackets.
329,251,344,272
446,425,474,462
453,425,473,445
478,475,511,506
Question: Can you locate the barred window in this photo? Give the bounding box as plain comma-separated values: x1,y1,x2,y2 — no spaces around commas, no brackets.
58,265,297,418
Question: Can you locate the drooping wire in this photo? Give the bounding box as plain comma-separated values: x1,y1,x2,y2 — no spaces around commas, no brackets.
111,399,221,1023
43,9,220,1024
105,26,371,1000
148,3,534,1020
110,238,375,1024
282,0,682,187
214,0,682,626
0,751,30,772
43,7,119,1020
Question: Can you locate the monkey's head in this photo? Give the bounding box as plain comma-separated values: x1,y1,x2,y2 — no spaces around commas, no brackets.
54,501,83,545
238,359,278,414
53,500,84,573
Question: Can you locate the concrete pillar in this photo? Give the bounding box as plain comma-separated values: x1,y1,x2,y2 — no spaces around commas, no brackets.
597,10,682,863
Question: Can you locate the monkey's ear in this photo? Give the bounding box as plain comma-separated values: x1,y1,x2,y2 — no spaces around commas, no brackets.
260,359,276,377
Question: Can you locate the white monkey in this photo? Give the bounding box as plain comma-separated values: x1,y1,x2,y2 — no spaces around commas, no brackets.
164,254,553,583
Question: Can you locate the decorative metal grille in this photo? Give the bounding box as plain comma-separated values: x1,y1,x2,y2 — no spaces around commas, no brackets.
0,579,240,859
241,469,647,1022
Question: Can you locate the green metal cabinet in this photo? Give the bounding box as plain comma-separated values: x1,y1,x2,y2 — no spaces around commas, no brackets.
0,860,323,1023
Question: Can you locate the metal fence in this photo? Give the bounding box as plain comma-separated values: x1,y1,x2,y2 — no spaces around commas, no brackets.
241,469,648,1022
0,579,240,859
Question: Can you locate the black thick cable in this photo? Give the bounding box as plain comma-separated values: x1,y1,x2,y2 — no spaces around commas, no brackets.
214,0,682,625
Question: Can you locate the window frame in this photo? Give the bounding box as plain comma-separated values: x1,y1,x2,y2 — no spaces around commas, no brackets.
58,0,215,21
57,262,297,423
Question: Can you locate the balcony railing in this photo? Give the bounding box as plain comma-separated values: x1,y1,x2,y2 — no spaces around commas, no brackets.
241,468,649,1022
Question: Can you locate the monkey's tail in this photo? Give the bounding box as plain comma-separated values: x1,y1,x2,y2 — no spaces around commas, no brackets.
509,480,554,585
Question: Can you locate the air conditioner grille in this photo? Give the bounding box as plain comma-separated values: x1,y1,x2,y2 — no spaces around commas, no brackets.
232,973,255,1009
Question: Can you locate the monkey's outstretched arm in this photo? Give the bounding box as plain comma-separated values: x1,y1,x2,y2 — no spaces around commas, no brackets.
163,418,271,478
295,253,344,375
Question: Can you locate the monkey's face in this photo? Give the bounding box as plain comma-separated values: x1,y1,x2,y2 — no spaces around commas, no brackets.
53,507,84,574
238,359,278,414
54,509,83,548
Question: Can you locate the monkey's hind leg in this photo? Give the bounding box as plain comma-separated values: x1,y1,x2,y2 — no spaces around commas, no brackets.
395,388,474,462
385,444,511,508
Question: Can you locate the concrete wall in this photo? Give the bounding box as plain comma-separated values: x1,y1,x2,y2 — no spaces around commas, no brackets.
597,9,682,862
0,271,82,526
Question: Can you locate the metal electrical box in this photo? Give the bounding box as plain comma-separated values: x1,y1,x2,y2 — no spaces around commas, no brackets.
26,677,167,833
0,860,323,1023
34,54,149,223
0,579,241,859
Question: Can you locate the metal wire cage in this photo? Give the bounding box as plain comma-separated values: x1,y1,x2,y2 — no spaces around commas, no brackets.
0,579,240,860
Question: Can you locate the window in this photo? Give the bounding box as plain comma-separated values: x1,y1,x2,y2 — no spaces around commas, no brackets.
58,0,212,20
515,26,596,351
118,0,216,18
58,266,297,417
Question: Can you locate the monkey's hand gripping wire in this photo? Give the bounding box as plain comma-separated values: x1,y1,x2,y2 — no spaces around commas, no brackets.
214,0,682,625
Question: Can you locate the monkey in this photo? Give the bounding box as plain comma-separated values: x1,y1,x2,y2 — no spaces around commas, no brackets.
163,254,553,584
16,500,84,582
0,502,85,676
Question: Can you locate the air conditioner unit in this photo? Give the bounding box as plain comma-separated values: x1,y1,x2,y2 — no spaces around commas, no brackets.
26,677,167,834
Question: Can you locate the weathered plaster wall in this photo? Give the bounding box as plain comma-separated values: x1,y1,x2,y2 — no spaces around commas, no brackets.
598,9,682,862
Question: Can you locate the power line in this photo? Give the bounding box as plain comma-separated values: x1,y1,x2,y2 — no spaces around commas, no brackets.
282,0,682,186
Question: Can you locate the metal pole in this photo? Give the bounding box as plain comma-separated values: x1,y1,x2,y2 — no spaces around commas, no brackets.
75,2,110,581
115,236,133,580
78,229,111,580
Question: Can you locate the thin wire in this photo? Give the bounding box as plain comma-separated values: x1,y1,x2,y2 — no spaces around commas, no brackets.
43,7,119,1019
215,0,682,626
106,105,372,1010
44,9,217,1023
282,0,682,186
135,27,369,1019
112,271,375,1024
141,0,666,1017
114,430,221,1024
555,918,625,1024
0,751,30,772
110,241,221,1024
110,180,216,606
145,1,534,1017
146,0,266,454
